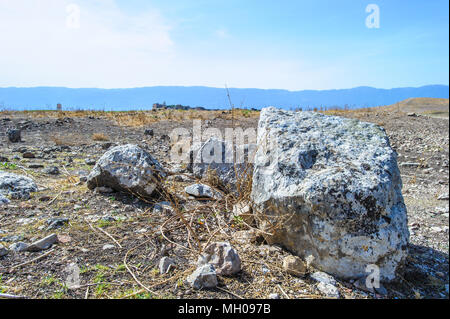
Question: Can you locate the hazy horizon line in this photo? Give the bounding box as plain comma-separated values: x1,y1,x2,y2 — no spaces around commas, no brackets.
1,84,448,93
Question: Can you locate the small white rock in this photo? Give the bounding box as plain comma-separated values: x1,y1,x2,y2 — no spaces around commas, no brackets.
197,242,241,276
159,257,176,274
186,264,218,290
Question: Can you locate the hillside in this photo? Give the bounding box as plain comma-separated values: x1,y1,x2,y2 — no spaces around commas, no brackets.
0,85,448,111
382,98,449,118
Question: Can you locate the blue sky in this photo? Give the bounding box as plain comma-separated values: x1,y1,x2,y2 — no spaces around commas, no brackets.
0,0,448,90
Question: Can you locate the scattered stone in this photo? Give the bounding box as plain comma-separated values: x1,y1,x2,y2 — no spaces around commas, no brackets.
311,272,340,298
317,282,340,298
7,129,21,143
22,151,35,159
0,243,8,257
251,107,409,282
26,233,58,252
87,144,166,199
102,244,115,250
311,272,337,286
9,242,29,252
153,201,174,215
185,184,223,200
47,218,69,230
269,293,280,299
282,255,307,277
191,138,256,190
0,171,38,200
101,215,116,223
232,201,254,225
64,263,81,289
28,163,44,169
186,264,218,290
234,229,260,244
57,234,72,243
1,235,24,242
101,142,114,150
79,176,88,183
39,195,52,202
95,186,114,194
43,166,60,175
159,257,176,274
85,158,96,166
197,242,241,276
167,174,191,182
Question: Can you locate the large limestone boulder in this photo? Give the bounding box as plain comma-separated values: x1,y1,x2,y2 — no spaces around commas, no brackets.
0,171,37,200
87,144,166,199
251,107,409,282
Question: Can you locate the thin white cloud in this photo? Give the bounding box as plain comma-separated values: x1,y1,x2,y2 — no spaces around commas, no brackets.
0,0,174,87
215,28,231,39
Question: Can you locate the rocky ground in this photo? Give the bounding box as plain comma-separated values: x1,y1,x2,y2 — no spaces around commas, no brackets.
0,107,448,299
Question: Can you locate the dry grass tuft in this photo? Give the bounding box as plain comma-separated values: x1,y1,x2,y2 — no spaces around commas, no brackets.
92,133,109,141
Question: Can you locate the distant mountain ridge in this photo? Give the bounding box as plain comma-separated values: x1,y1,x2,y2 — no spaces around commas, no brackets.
0,85,448,111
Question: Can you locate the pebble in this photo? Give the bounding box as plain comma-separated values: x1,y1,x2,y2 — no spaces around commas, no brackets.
25,233,58,252
9,242,29,252
159,257,176,274
0,243,9,257
186,264,218,290
282,255,307,277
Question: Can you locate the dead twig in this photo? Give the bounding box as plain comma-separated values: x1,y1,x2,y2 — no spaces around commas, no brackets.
8,249,55,273
123,239,159,297
86,220,122,249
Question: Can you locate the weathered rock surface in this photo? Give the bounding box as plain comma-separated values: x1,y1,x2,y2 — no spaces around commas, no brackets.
159,256,176,274
192,138,256,190
153,201,174,215
186,264,218,289
43,166,60,175
7,129,21,143
0,171,38,200
282,255,307,277
232,201,254,225
86,144,166,199
9,242,29,252
185,184,223,200
311,271,340,298
197,242,241,276
26,233,58,252
0,243,8,257
251,107,409,282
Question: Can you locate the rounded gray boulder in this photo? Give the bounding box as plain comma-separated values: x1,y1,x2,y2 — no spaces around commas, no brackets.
86,144,166,199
